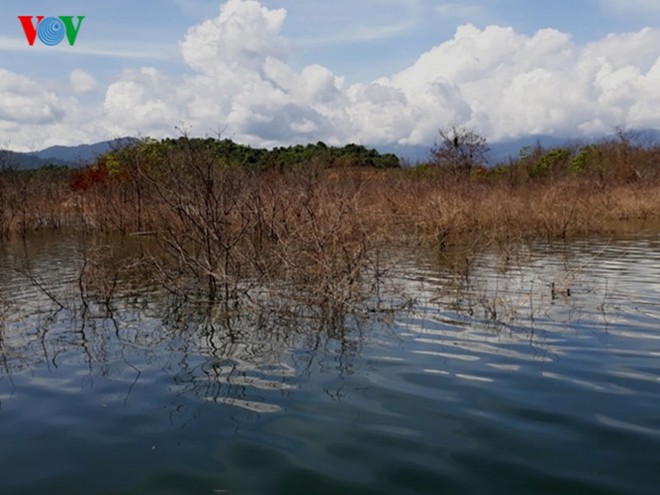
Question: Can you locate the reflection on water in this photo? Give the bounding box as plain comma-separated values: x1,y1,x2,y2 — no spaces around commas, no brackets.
0,231,659,494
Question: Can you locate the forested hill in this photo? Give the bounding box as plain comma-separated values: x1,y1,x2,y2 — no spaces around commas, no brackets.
2,138,400,170
110,138,401,169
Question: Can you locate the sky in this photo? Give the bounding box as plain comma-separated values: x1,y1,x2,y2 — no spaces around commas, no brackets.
0,0,659,151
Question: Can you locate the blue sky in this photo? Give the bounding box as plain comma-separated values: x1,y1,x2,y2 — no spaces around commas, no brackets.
1,0,659,151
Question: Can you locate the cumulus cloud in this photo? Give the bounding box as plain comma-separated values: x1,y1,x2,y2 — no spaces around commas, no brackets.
70,69,98,93
0,68,108,150
104,68,182,135
101,0,355,146
3,0,660,151
0,69,65,125
180,0,289,75
364,23,660,141
98,1,660,147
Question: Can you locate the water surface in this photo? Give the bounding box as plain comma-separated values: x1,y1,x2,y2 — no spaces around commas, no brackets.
0,232,659,494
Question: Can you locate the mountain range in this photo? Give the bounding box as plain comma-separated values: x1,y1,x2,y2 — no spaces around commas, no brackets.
0,137,136,170
1,130,658,170
381,129,660,164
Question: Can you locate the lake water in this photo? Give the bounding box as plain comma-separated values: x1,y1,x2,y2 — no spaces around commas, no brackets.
0,232,659,494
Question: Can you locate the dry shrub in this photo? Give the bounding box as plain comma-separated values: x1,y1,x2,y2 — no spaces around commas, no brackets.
2,138,660,313
0,170,71,237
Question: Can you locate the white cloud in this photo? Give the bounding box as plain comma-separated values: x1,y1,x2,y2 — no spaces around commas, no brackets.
0,69,108,151
104,68,183,135
583,28,660,73
351,23,660,142
100,0,350,147
3,0,660,151
180,0,289,75
0,69,65,125
70,69,98,93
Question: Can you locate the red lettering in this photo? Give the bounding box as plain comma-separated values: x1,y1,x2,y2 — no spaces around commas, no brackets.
17,16,44,46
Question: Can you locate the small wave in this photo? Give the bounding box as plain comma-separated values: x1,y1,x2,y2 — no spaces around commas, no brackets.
207,396,282,414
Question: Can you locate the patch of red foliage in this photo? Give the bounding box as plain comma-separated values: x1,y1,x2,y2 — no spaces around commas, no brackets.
70,159,109,191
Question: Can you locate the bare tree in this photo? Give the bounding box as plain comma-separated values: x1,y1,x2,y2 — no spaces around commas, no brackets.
431,124,489,173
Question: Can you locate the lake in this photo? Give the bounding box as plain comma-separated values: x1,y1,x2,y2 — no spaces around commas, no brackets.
0,231,659,494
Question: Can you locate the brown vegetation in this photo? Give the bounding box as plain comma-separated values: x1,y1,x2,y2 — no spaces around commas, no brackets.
1,135,659,311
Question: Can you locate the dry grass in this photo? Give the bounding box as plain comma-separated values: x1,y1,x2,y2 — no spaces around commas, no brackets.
1,141,659,311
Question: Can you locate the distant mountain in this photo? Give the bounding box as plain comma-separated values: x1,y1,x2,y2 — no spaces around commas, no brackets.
375,143,430,164
489,129,660,163
0,137,137,170
488,135,581,163
377,128,660,165
27,137,137,165
375,137,572,165
3,129,658,171
0,149,46,170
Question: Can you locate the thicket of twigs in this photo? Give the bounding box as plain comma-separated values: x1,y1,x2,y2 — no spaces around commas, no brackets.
1,134,659,311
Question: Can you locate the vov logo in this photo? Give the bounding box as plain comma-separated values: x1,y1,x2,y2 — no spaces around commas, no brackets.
18,16,85,46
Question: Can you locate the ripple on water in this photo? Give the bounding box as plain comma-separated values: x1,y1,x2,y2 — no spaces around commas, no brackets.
1,232,660,493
